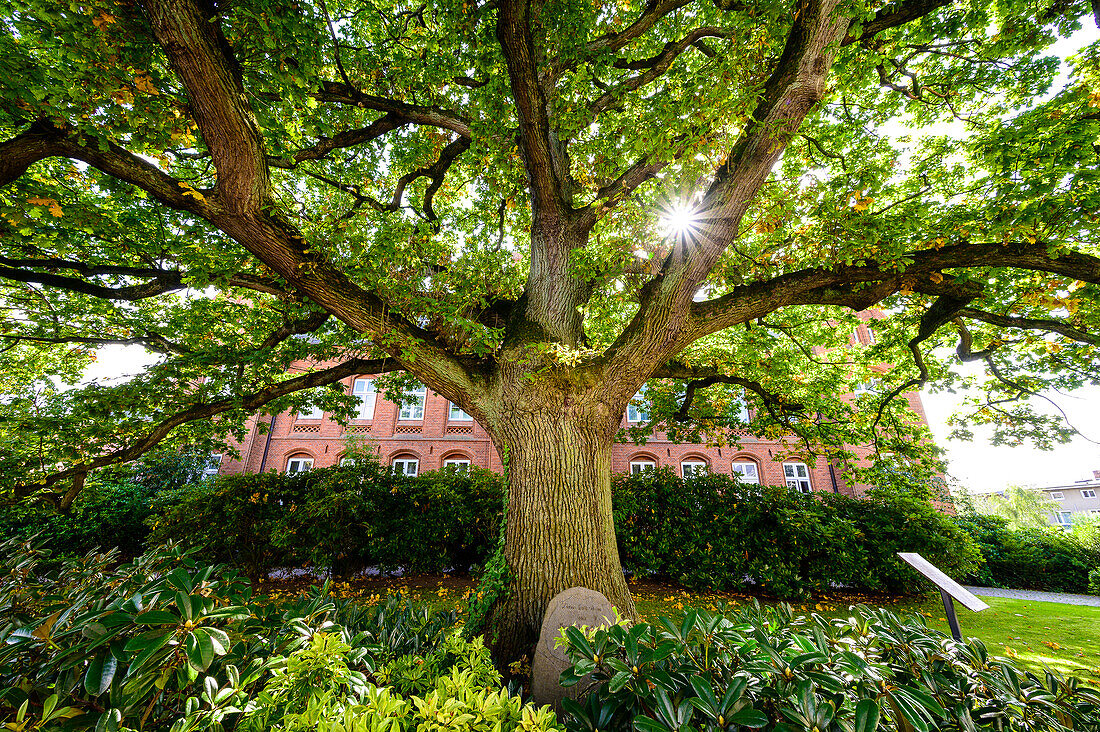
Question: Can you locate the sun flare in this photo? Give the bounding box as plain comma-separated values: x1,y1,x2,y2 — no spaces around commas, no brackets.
660,202,700,239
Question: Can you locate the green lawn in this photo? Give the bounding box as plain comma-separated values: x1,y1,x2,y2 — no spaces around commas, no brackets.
305,576,1100,683
628,582,1100,682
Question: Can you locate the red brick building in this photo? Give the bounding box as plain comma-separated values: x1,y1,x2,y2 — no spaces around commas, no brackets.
219,315,933,498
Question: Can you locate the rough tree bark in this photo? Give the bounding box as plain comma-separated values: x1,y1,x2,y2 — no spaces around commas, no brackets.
483,370,637,666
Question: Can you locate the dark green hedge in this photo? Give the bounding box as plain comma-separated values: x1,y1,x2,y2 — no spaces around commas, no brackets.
954,513,1100,593
147,462,505,580
612,468,981,598
8,461,992,599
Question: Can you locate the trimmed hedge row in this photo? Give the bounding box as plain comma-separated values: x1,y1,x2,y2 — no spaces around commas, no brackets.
612,468,980,598
47,463,978,599
32,460,1100,596
146,462,505,580
955,513,1100,593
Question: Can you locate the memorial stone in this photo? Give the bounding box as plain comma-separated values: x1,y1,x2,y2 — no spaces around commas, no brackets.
530,587,616,711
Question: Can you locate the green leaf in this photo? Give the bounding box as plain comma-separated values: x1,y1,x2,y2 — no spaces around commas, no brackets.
135,610,180,625
633,715,668,732
85,653,118,696
123,631,172,655
854,699,880,732
186,630,215,671
728,708,769,728
609,670,632,693
564,626,595,659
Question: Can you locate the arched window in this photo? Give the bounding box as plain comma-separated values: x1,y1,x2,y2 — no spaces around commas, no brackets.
392,455,419,476
731,460,760,484
443,454,472,471
681,460,707,479
286,455,314,474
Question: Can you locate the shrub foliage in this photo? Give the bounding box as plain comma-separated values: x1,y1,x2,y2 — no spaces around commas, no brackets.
954,514,1100,594
8,462,990,599
0,538,558,732
613,469,980,599
557,603,1100,732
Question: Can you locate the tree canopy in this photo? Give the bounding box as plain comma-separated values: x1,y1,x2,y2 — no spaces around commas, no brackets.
2,0,1099,503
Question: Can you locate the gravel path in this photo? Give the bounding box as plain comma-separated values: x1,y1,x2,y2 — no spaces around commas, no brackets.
963,586,1100,607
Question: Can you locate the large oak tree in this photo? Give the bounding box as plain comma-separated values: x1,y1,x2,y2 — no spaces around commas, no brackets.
2,0,1099,661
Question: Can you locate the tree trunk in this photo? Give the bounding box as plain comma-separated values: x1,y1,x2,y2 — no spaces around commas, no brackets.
486,403,636,668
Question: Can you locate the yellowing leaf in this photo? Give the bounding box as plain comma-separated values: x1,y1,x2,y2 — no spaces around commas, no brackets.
177,182,205,201
929,272,944,284
92,12,116,28
32,611,62,641
27,196,63,217
133,74,159,95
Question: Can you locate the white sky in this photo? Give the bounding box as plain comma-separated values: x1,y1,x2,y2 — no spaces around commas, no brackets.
921,384,1100,494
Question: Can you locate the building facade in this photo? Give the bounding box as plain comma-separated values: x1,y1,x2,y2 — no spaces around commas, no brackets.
219,318,933,498
1039,470,1100,528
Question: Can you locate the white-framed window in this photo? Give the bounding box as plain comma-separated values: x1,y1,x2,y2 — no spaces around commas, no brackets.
353,378,377,420
449,402,473,421
866,327,876,345
1050,492,1065,500
398,385,426,420
731,461,760,484
392,458,419,476
297,405,323,420
1053,511,1073,526
784,462,812,493
630,460,656,475
626,388,649,423
286,456,314,474
681,461,707,479
202,454,222,478
339,457,357,467
443,458,471,471
1082,489,1097,499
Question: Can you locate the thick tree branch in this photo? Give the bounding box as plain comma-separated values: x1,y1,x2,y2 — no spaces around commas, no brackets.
688,240,1100,339
132,0,489,405
269,113,406,168
957,307,1099,344
0,333,190,355
601,0,853,393
551,0,697,77
871,293,976,435
841,0,954,46
650,362,808,433
13,357,403,506
0,266,184,300
258,311,332,349
589,28,729,116
497,0,571,213
0,122,215,217
315,82,473,138
141,0,269,212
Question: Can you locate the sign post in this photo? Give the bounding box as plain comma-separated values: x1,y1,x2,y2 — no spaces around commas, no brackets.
897,552,989,641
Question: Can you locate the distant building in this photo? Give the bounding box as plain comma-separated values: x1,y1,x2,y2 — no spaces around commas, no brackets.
1038,470,1100,529
218,315,936,500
